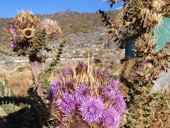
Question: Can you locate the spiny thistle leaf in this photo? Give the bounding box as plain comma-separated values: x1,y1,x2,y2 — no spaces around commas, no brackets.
0,76,15,114
99,10,112,27
45,39,66,72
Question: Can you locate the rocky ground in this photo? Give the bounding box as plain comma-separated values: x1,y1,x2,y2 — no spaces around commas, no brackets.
0,26,125,70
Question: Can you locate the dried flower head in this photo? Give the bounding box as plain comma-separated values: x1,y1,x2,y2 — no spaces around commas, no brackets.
80,97,105,124
13,11,41,28
8,11,61,58
75,61,88,74
10,11,41,42
151,0,166,13
42,18,61,40
21,27,35,39
141,8,163,26
93,68,107,80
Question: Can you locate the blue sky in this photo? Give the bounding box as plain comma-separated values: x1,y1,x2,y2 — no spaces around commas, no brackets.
0,0,123,18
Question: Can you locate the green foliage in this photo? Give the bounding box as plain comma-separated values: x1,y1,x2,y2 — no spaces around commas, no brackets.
41,72,51,91
16,67,27,72
45,39,67,72
81,29,89,33
0,76,15,114
122,79,170,128
0,76,14,97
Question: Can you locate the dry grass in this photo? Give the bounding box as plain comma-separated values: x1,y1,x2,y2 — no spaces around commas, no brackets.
147,91,170,128
125,85,170,128
0,107,7,117
0,68,33,96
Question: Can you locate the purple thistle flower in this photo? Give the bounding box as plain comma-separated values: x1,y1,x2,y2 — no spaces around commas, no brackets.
19,23,25,29
75,84,90,104
101,79,121,100
93,68,111,80
114,94,126,114
93,68,105,77
9,28,16,35
48,81,60,99
101,85,118,100
10,40,17,48
59,68,73,81
64,78,75,88
104,67,111,77
93,68,103,74
62,68,73,77
102,108,120,127
109,79,120,88
55,92,76,114
75,61,88,74
80,97,105,124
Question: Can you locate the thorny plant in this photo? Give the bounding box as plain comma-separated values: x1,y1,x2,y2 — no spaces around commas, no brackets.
8,11,61,61
105,0,170,127
0,76,15,114
0,11,64,127
106,0,170,85
0,78,52,128
124,83,170,128
1,11,63,86
48,62,127,128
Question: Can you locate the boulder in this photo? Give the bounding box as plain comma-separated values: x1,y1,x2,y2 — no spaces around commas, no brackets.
152,63,170,93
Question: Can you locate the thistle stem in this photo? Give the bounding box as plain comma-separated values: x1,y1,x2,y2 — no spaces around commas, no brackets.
31,61,41,87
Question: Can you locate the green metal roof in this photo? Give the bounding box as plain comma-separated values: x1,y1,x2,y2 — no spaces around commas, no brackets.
154,17,170,52
125,17,170,58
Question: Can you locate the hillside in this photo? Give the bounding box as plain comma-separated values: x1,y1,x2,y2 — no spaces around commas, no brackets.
0,11,118,43
0,11,124,70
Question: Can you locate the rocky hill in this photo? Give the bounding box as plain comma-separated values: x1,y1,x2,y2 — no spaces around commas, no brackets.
0,11,125,70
